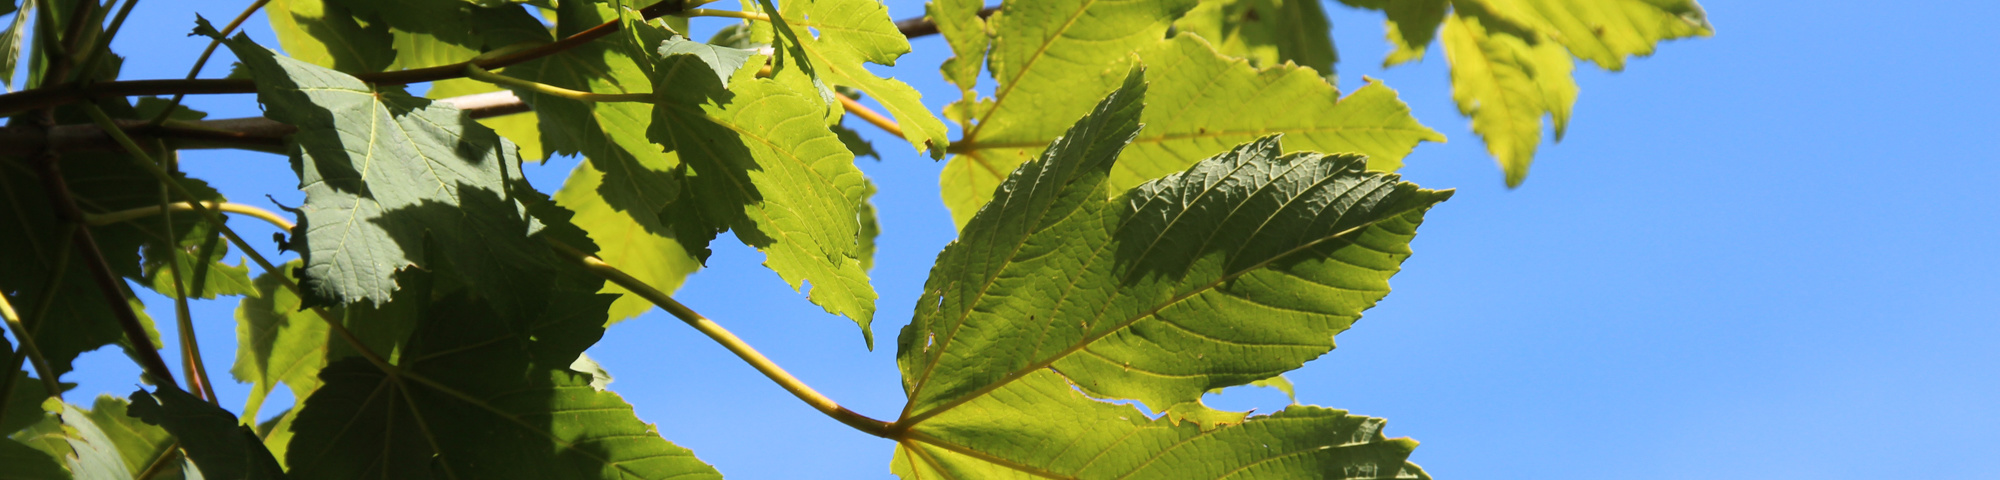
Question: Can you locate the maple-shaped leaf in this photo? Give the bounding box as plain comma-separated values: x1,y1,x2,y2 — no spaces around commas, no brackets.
213,30,566,321
1176,0,1339,75
647,50,878,346
503,1,708,323
764,0,950,157
942,7,1441,226
1442,4,1578,187
894,71,1446,477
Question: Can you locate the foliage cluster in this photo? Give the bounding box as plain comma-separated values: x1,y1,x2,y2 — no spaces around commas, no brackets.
0,0,1706,477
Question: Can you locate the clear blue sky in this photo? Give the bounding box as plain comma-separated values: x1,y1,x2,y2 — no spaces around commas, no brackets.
44,1,1999,478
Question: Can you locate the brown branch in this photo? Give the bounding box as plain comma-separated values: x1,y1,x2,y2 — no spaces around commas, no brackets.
0,2,978,116
29,151,179,387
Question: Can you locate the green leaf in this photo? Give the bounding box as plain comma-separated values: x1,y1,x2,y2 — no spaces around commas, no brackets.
141,225,257,301
232,259,426,422
17,397,188,480
857,179,879,272
0,152,179,377
1176,0,1339,75
283,288,722,480
1470,0,1713,70
943,33,1442,227
1338,0,1450,66
129,386,286,480
0,437,68,480
427,78,547,161
1441,5,1577,187
335,0,549,71
552,158,700,324
499,2,706,325
1,0,35,91
647,52,878,345
765,0,951,157
657,37,756,88
263,0,395,73
214,31,565,320
893,371,1429,479
52,400,134,480
899,71,1451,426
928,0,990,108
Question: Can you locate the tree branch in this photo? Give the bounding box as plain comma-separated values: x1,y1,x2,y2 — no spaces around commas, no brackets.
0,3,983,116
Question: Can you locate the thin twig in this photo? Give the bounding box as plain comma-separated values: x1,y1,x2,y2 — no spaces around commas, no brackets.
149,0,270,126
838,95,904,139
545,239,896,438
0,291,64,404
87,201,295,231
0,2,969,115
29,149,179,387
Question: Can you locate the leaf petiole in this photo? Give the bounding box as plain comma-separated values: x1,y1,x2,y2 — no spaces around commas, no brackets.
463,63,655,104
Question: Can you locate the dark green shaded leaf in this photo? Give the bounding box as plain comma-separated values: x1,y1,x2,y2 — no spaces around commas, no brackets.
0,437,68,480
129,386,286,480
213,31,563,321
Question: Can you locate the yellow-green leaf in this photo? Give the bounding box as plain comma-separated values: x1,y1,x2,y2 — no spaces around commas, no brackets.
1441,6,1577,186
1176,0,1339,74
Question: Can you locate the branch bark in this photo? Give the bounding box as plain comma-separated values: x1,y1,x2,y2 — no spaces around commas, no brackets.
0,6,989,156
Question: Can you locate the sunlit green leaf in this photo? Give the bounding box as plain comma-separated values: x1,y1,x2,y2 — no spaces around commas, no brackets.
943,32,1441,226
765,0,951,157
1471,0,1713,70
928,0,989,111
1338,0,1450,66
263,0,394,73
901,70,1449,425
1441,5,1577,187
1177,0,1339,75
552,158,700,323
893,371,1429,479
647,51,878,345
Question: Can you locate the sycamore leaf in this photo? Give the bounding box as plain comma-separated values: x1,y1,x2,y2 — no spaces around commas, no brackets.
141,222,257,301
0,152,182,377
893,371,1429,479
1338,0,1451,66
899,70,1450,435
647,52,878,346
942,0,1197,216
16,397,189,480
0,437,67,480
765,0,950,157
1470,0,1713,70
499,1,705,324
928,0,990,109
263,0,394,73
553,158,701,323
892,71,1437,479
214,31,565,321
427,78,547,161
230,259,423,423
1176,0,1339,75
657,37,756,88
129,386,286,480
282,281,722,480
1441,6,1577,187
943,32,1441,227
333,0,549,71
